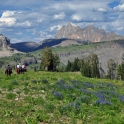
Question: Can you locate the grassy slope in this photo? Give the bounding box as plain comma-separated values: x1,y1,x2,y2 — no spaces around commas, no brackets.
0,70,124,124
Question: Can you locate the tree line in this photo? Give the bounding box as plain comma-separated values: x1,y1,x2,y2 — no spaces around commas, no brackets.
41,47,124,80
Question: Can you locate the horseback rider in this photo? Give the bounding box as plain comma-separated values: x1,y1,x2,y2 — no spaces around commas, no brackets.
15,63,20,74
5,64,12,74
6,64,10,69
16,63,19,69
22,64,26,72
19,63,22,69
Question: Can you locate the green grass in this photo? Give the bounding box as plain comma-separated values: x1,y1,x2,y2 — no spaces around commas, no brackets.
0,70,124,123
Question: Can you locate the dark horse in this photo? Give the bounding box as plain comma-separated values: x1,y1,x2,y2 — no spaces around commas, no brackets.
22,68,26,73
16,68,21,74
16,68,26,74
5,68,12,76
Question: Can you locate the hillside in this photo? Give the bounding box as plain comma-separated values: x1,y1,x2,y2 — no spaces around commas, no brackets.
35,39,124,72
1,70,124,123
56,40,124,72
1,40,124,73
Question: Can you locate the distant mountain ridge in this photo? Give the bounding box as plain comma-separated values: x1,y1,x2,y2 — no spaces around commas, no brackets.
0,22,124,54
55,22,124,42
11,41,39,52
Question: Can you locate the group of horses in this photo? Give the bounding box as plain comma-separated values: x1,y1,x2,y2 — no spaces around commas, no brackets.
5,67,27,76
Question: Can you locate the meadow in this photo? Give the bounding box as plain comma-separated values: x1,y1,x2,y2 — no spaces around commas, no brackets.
0,70,124,124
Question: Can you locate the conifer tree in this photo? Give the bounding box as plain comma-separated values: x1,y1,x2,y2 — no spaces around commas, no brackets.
86,54,100,78
66,60,72,71
41,47,60,71
71,58,80,71
121,62,124,80
81,62,91,77
52,54,60,71
77,59,84,70
117,61,124,80
107,59,116,79
117,64,122,80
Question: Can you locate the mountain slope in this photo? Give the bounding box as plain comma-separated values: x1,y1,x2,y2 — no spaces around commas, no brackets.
55,40,124,72
11,41,39,52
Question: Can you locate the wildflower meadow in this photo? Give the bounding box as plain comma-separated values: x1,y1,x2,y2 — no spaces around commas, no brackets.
0,70,124,124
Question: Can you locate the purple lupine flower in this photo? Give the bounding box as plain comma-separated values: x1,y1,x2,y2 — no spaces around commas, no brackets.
53,92,63,100
119,96,124,102
94,99,112,105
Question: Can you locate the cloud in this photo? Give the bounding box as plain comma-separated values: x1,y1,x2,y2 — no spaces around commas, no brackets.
0,18,16,26
16,21,32,27
0,0,124,43
1,11,15,18
114,4,124,11
11,38,22,43
71,12,105,22
53,12,66,19
0,10,41,28
97,8,107,12
50,25,62,31
0,11,16,27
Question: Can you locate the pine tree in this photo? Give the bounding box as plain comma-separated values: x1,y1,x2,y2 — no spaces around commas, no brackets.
71,58,80,72
77,59,84,70
121,62,124,80
52,54,60,71
41,47,60,71
66,60,72,72
107,59,116,80
86,54,100,78
117,64,122,80
41,47,53,70
81,62,91,77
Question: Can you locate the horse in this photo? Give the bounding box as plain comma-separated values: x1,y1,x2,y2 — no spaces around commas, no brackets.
22,68,26,73
5,68,12,76
16,68,21,74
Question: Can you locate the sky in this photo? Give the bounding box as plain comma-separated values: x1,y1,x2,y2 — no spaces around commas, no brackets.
0,0,124,43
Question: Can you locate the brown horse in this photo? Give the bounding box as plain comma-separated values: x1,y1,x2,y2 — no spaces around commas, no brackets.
16,68,21,74
5,68,12,76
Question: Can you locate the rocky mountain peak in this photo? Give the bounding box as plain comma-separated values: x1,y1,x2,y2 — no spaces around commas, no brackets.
84,25,96,29
0,34,10,49
84,25,106,34
55,22,124,42
54,22,81,39
67,22,76,28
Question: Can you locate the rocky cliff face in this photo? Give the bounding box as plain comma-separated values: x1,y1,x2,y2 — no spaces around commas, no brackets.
55,22,124,42
0,34,11,49
55,22,81,39
0,34,23,57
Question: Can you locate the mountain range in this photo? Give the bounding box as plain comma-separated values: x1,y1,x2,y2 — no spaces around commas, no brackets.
55,22,124,42
0,22,124,53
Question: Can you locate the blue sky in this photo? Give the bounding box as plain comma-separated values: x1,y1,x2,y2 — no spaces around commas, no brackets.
0,0,124,43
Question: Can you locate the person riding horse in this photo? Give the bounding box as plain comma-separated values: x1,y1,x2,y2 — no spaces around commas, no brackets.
16,63,25,74
5,64,12,76
16,63,21,74
22,64,26,73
